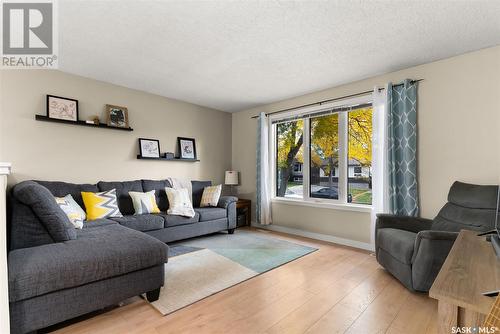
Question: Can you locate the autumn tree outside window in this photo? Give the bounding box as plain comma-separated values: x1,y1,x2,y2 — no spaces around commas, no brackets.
272,97,373,206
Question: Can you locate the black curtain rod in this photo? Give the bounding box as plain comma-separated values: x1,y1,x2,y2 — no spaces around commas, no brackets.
250,79,423,119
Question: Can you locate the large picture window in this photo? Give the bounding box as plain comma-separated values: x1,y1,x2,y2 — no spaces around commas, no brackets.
272,97,373,206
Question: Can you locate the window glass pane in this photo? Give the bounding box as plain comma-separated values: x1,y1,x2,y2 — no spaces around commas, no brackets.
348,108,373,205
276,120,304,198
310,114,339,200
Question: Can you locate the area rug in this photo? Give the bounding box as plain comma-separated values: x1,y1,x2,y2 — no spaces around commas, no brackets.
148,229,317,315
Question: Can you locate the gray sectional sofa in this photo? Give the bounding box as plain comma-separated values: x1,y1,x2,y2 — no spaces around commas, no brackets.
7,179,237,334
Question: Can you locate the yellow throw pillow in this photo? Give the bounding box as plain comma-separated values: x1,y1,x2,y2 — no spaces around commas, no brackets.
81,189,123,221
129,190,160,214
200,184,222,207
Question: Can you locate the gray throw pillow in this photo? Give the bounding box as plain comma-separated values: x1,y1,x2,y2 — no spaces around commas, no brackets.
13,181,77,242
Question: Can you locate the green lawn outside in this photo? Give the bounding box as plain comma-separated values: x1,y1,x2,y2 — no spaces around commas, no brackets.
349,188,372,205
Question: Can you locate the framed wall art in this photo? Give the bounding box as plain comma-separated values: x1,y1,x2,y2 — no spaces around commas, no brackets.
46,95,79,122
177,137,197,160
138,138,161,158
106,104,129,128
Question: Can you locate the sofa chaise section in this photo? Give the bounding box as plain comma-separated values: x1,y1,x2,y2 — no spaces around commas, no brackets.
8,223,168,334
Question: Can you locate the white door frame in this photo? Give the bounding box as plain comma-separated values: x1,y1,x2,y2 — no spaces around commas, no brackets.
0,163,11,333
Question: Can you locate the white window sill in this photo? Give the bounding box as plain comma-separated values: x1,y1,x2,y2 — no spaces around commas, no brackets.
271,197,372,213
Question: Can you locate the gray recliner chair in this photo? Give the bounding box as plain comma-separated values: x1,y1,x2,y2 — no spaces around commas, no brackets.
375,181,498,292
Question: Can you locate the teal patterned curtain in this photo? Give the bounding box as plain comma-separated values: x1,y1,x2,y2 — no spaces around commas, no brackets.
387,79,419,216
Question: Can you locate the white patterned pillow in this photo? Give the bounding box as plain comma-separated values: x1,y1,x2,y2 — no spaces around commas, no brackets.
164,187,195,218
55,194,86,229
200,184,222,207
129,190,160,215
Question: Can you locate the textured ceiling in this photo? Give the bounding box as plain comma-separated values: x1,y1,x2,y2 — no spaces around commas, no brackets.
59,1,500,112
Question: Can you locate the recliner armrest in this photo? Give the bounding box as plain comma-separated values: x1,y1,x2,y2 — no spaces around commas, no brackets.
411,230,458,291
416,230,458,241
218,196,238,209
376,214,433,233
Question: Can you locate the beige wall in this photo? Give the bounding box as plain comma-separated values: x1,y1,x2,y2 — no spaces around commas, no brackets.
232,46,500,244
0,70,232,185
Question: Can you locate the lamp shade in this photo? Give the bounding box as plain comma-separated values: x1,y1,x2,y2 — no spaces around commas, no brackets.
225,171,239,185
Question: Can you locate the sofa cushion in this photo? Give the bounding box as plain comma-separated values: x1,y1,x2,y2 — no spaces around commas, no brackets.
8,224,168,302
97,180,143,215
12,181,77,243
191,180,212,207
160,212,200,227
142,179,171,212
83,218,118,228
35,180,98,210
110,214,165,232
376,228,416,265
195,207,227,222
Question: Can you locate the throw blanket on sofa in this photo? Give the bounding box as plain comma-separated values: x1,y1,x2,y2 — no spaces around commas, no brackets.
166,177,193,202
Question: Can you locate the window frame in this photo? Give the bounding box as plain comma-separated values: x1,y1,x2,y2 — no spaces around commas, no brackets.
269,95,373,210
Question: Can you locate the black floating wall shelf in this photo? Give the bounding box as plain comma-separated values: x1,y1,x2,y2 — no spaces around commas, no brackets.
137,155,199,162
35,115,134,132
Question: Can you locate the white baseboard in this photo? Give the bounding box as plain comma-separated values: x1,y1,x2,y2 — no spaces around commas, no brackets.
252,222,375,252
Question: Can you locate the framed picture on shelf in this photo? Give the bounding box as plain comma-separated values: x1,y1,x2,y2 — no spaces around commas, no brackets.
106,104,129,128
177,137,197,160
138,138,161,158
46,95,79,122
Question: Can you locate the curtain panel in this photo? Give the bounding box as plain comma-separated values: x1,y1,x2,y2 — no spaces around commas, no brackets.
371,86,389,244
387,79,419,216
256,112,272,225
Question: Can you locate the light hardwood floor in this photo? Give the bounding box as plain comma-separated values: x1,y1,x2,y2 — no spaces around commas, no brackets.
50,228,437,334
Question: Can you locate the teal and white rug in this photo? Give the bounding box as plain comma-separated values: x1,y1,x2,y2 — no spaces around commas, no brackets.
148,229,317,315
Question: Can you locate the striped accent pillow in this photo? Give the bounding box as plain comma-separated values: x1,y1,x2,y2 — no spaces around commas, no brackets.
200,184,222,207
81,189,123,221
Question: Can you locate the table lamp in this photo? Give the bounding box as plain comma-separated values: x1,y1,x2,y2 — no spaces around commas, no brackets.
225,171,239,195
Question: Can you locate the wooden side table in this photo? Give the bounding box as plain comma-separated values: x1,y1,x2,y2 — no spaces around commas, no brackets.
429,230,500,334
236,199,251,227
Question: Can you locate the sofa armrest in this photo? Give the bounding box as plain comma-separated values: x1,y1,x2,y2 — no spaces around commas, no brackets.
218,196,238,230
217,196,238,209
376,214,433,234
410,230,458,291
